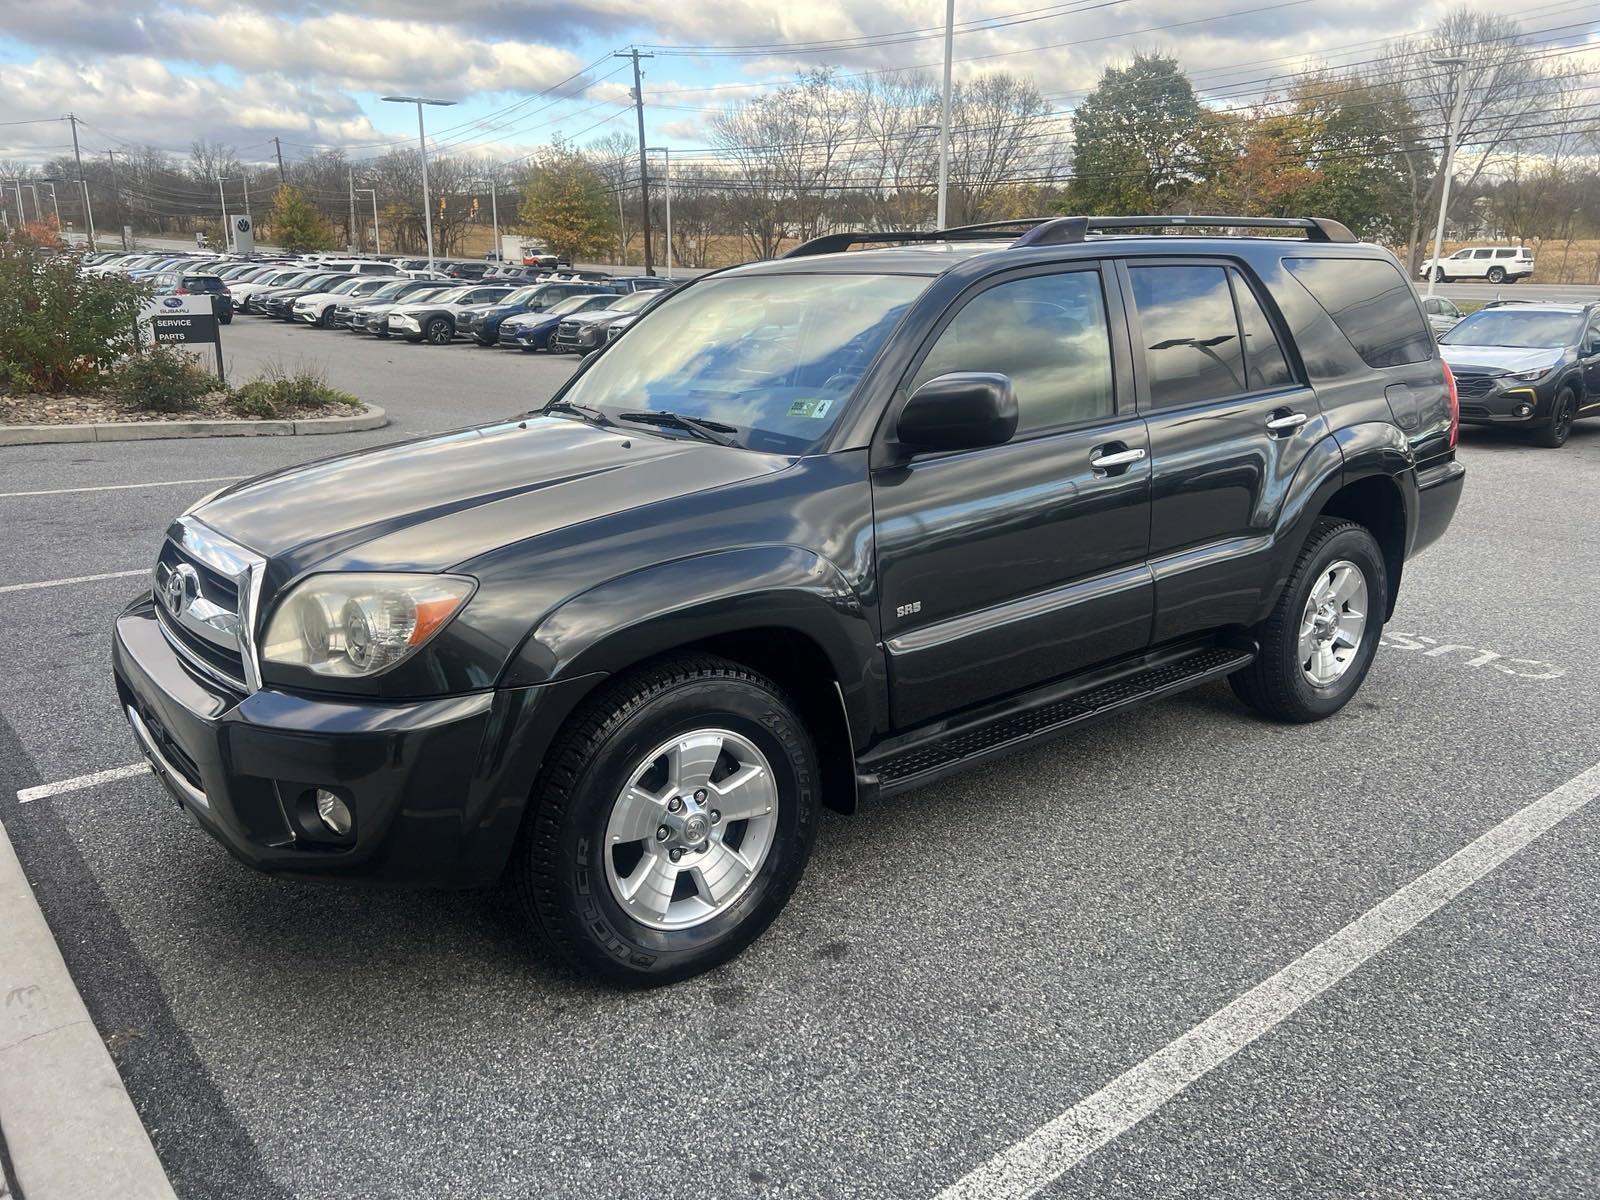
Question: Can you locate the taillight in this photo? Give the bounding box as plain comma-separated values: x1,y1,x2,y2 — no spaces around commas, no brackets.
175,286,188,295
1441,360,1460,450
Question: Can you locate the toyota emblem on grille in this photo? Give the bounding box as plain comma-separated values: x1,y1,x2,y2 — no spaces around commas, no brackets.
162,563,200,618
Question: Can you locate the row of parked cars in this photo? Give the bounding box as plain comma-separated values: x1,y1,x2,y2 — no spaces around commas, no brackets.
79,248,678,353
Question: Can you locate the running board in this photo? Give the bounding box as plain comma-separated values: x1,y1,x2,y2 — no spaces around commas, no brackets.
860,644,1254,796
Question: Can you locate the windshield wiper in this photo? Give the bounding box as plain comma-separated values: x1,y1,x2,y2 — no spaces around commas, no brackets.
541,400,612,428
618,411,741,447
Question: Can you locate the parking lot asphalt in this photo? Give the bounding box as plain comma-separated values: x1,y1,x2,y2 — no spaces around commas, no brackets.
2,318,1597,1199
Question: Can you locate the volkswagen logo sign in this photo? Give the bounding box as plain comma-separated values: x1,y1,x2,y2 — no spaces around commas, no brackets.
161,563,200,619
161,296,184,309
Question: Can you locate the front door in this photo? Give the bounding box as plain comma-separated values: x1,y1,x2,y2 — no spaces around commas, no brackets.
872,265,1153,730
1118,260,1327,643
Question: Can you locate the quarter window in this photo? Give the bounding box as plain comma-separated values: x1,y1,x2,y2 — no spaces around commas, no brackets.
1494,249,1515,259
1128,265,1245,408
1283,257,1434,368
910,271,1115,434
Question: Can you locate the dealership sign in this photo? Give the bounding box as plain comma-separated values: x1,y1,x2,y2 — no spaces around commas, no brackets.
138,295,226,381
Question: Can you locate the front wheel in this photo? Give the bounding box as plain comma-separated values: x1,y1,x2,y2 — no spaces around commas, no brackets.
512,655,820,986
1231,518,1387,723
1431,267,1449,283
1534,387,1578,448
424,317,453,345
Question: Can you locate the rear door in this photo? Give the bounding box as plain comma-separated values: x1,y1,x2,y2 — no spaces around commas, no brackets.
1119,259,1326,644
873,263,1153,728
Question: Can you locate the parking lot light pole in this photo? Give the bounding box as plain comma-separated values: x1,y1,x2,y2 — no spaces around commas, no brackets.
475,176,500,263
937,0,954,230
647,147,672,279
1426,56,1469,300
216,176,230,251
356,188,380,254
382,96,456,271
41,181,62,230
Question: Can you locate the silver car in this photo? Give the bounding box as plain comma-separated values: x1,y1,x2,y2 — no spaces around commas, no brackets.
1421,295,1464,338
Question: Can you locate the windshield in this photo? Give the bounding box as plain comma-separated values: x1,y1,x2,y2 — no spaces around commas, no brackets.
560,273,928,454
550,293,613,316
1441,309,1584,349
429,286,475,304
323,278,363,295
607,290,658,314
403,287,450,303
504,286,543,306
368,280,412,300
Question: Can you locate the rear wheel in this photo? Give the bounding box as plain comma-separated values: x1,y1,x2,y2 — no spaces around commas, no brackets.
512,655,820,986
1231,519,1386,723
1534,387,1578,448
1486,265,1507,284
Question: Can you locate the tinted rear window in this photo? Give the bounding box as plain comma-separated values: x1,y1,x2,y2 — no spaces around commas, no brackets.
183,276,226,292
1284,257,1433,368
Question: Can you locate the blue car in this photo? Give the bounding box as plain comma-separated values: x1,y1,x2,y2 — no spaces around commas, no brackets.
464,281,612,346
497,292,621,351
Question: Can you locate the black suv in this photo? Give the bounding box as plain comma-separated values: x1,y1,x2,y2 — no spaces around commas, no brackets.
151,272,233,324
1438,300,1600,447
112,216,1464,985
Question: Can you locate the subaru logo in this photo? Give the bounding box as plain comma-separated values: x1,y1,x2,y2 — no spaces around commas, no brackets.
162,297,184,309
161,563,200,619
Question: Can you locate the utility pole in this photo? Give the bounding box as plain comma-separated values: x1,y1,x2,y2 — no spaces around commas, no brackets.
616,49,655,276
1425,57,1469,300
488,176,500,263
273,137,287,184
357,188,380,253
67,113,96,247
348,167,359,254
937,0,954,230
106,150,128,249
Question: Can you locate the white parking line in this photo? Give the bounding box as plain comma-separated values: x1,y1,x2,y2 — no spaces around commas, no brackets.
0,569,148,595
937,760,1600,1200
0,476,240,499
17,763,149,804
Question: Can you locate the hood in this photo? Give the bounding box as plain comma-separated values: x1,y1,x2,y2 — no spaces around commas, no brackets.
565,309,626,326
193,416,792,577
390,299,469,315
504,311,562,330
1439,344,1566,376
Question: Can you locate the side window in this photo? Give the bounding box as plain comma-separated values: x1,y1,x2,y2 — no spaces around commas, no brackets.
1451,250,1471,259
1283,257,1434,368
909,270,1115,435
1128,264,1245,408
1473,249,1493,260
1229,270,1294,390
1494,249,1515,259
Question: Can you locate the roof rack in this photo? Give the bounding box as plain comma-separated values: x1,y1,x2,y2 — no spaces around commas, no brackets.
782,214,1357,259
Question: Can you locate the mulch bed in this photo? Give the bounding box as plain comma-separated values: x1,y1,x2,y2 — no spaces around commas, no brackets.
1,391,365,426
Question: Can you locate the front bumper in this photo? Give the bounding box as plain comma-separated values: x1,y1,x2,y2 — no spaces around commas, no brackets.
112,597,592,888
1452,375,1553,425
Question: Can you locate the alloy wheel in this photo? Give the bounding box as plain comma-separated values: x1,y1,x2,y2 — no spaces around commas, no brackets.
1298,559,1368,687
602,729,778,931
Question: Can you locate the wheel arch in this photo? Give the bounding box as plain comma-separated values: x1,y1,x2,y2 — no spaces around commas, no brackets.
1318,473,1407,619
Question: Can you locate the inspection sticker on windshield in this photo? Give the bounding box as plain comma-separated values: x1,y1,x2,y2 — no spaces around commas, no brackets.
788,397,834,419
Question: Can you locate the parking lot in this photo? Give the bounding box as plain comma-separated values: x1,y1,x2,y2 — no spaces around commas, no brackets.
3,318,1598,1198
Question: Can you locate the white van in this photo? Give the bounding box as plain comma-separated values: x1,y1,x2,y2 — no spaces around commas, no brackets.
1418,246,1535,284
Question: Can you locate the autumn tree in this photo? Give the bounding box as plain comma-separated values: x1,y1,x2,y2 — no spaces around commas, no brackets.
267,185,335,252
518,147,616,261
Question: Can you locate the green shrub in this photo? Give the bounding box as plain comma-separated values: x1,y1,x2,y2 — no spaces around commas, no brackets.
0,246,147,393
224,364,361,419
108,346,219,413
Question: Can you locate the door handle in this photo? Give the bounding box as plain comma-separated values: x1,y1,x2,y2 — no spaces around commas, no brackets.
1265,410,1308,433
1088,446,1147,471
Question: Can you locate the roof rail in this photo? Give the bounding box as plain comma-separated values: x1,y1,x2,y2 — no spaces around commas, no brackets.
781,214,1358,259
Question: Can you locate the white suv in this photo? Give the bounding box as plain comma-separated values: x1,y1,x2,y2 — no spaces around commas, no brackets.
1418,246,1534,284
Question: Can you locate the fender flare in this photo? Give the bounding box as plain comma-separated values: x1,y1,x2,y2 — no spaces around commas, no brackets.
502,544,885,747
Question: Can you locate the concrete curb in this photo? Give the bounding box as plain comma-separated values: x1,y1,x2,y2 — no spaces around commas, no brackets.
0,819,177,1200
0,405,387,447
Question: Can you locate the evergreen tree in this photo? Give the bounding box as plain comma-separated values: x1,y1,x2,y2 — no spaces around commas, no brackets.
1067,55,1202,214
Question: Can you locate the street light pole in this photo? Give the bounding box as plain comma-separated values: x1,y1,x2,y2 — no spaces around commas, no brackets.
382,95,457,271
937,0,955,229
216,176,230,251
1426,57,1469,300
40,181,62,230
647,147,672,278
484,176,501,262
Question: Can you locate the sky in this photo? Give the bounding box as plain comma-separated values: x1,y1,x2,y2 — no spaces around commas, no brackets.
0,0,1596,174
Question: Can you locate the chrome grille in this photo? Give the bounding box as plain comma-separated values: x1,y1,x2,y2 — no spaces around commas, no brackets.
152,517,265,693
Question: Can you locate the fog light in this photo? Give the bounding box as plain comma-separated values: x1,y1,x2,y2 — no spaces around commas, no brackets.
315,789,353,836
1516,402,1533,418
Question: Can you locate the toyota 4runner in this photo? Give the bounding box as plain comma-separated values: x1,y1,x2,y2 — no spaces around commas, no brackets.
113,215,1466,985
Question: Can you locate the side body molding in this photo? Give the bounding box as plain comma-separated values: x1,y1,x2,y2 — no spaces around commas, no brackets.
502,545,887,747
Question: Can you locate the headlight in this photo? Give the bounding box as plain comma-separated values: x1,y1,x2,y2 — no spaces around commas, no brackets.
262,573,475,678
1507,364,1556,381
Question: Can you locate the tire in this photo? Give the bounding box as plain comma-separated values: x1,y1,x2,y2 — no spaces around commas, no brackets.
1533,387,1578,448
316,307,332,328
1431,267,1449,283
424,316,453,345
1486,265,1507,284
219,312,231,326
512,654,820,986
1230,518,1387,724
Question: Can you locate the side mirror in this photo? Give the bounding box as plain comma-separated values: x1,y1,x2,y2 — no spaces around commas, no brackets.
895,372,1018,454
